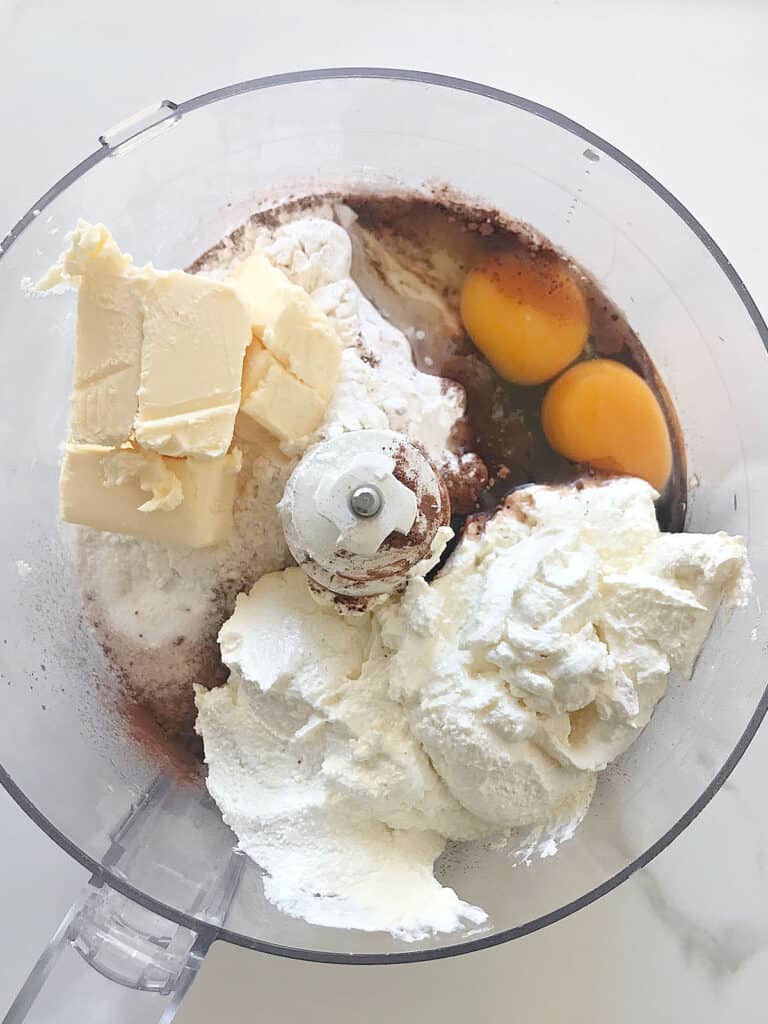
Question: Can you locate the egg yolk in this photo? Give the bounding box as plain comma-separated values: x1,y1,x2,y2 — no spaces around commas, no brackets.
541,359,673,491
460,251,589,385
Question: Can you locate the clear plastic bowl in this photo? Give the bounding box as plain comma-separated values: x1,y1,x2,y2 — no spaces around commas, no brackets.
1,70,767,973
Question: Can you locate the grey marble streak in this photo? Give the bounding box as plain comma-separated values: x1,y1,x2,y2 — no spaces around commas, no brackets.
637,868,766,981
630,733,768,986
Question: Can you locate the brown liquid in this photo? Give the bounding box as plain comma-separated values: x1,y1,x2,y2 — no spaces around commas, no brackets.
345,194,686,532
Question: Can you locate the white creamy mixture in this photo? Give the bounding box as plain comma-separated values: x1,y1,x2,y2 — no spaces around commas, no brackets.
196,477,750,940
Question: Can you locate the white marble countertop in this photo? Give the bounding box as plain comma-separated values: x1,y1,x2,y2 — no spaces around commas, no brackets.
1,1,766,1020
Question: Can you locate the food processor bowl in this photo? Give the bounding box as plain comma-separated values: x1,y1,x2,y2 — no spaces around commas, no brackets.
1,70,766,1021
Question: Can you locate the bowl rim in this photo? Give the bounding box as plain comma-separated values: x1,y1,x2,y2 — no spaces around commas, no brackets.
2,66,767,965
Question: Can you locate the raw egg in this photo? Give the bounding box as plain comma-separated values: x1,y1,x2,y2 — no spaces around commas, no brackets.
460,251,589,385
541,359,672,490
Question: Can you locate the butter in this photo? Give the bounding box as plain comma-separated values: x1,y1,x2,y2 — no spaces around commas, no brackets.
263,291,340,400
230,249,341,438
230,249,294,333
102,449,183,512
41,222,251,458
61,444,241,548
240,340,327,441
134,271,251,458
37,222,147,447
43,223,344,548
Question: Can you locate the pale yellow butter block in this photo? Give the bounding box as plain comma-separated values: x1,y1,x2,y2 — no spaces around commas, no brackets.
230,249,341,400
60,444,241,548
102,448,184,512
40,221,253,457
240,341,326,442
38,221,148,447
72,271,148,446
263,291,341,400
134,272,251,458
232,411,293,461
230,249,294,333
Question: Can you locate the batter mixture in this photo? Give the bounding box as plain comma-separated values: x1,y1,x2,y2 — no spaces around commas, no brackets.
38,195,751,940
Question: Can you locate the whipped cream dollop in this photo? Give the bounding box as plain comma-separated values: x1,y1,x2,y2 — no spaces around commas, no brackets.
197,568,488,940
381,478,750,791
196,477,751,939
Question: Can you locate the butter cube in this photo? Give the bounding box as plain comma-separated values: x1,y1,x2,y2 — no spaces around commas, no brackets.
60,444,241,548
102,448,183,512
263,291,341,400
240,340,326,442
40,222,252,459
230,248,341,402
230,249,294,333
38,222,147,447
134,272,251,458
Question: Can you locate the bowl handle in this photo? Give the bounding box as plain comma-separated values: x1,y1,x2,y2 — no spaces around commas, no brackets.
4,777,243,1023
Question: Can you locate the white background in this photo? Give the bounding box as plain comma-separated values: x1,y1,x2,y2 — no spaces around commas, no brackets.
1,1,767,1020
